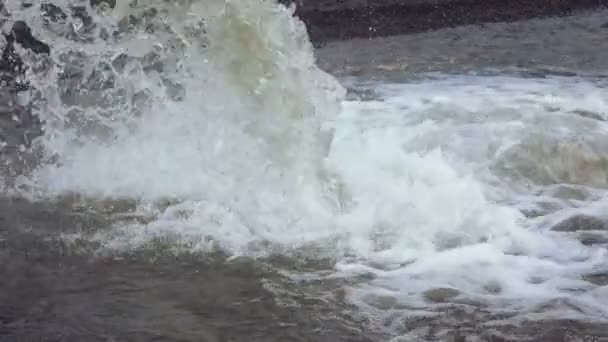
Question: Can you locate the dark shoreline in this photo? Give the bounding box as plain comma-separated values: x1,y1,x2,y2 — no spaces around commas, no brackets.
314,8,608,77
2,0,608,79
286,0,608,44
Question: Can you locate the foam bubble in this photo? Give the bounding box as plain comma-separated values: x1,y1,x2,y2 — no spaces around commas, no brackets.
9,0,608,327
330,75,608,319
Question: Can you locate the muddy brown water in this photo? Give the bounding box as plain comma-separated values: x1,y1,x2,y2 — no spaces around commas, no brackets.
2,8,608,342
0,196,374,342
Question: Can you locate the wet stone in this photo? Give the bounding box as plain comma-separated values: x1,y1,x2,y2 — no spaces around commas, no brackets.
551,215,608,232
423,288,460,303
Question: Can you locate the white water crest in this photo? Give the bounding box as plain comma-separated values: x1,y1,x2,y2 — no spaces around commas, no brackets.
6,0,608,328
332,75,608,322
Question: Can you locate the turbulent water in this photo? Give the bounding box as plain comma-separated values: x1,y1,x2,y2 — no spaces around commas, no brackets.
2,0,608,341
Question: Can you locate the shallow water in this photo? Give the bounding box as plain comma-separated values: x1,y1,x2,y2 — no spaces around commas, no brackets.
2,1,608,341
0,198,375,342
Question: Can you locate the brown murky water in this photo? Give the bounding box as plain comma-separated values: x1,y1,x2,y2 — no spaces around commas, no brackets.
0,196,375,342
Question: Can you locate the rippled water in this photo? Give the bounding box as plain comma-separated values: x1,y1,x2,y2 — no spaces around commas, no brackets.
2,1,608,341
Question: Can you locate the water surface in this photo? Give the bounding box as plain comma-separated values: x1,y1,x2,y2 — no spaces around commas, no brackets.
1,1,608,341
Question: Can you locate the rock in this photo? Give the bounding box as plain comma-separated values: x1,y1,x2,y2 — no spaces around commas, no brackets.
423,287,460,303
551,215,608,232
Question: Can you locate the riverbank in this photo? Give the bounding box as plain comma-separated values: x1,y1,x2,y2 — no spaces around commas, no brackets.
286,0,608,43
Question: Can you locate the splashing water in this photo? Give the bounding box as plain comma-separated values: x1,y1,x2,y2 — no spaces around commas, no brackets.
10,0,346,236
5,0,608,332
332,76,608,323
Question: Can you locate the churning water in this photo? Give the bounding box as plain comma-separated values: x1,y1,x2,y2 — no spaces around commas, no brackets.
3,0,608,340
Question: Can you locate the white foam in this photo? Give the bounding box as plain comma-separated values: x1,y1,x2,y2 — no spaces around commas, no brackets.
82,75,608,321
10,0,608,326
331,76,608,319
17,0,345,257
